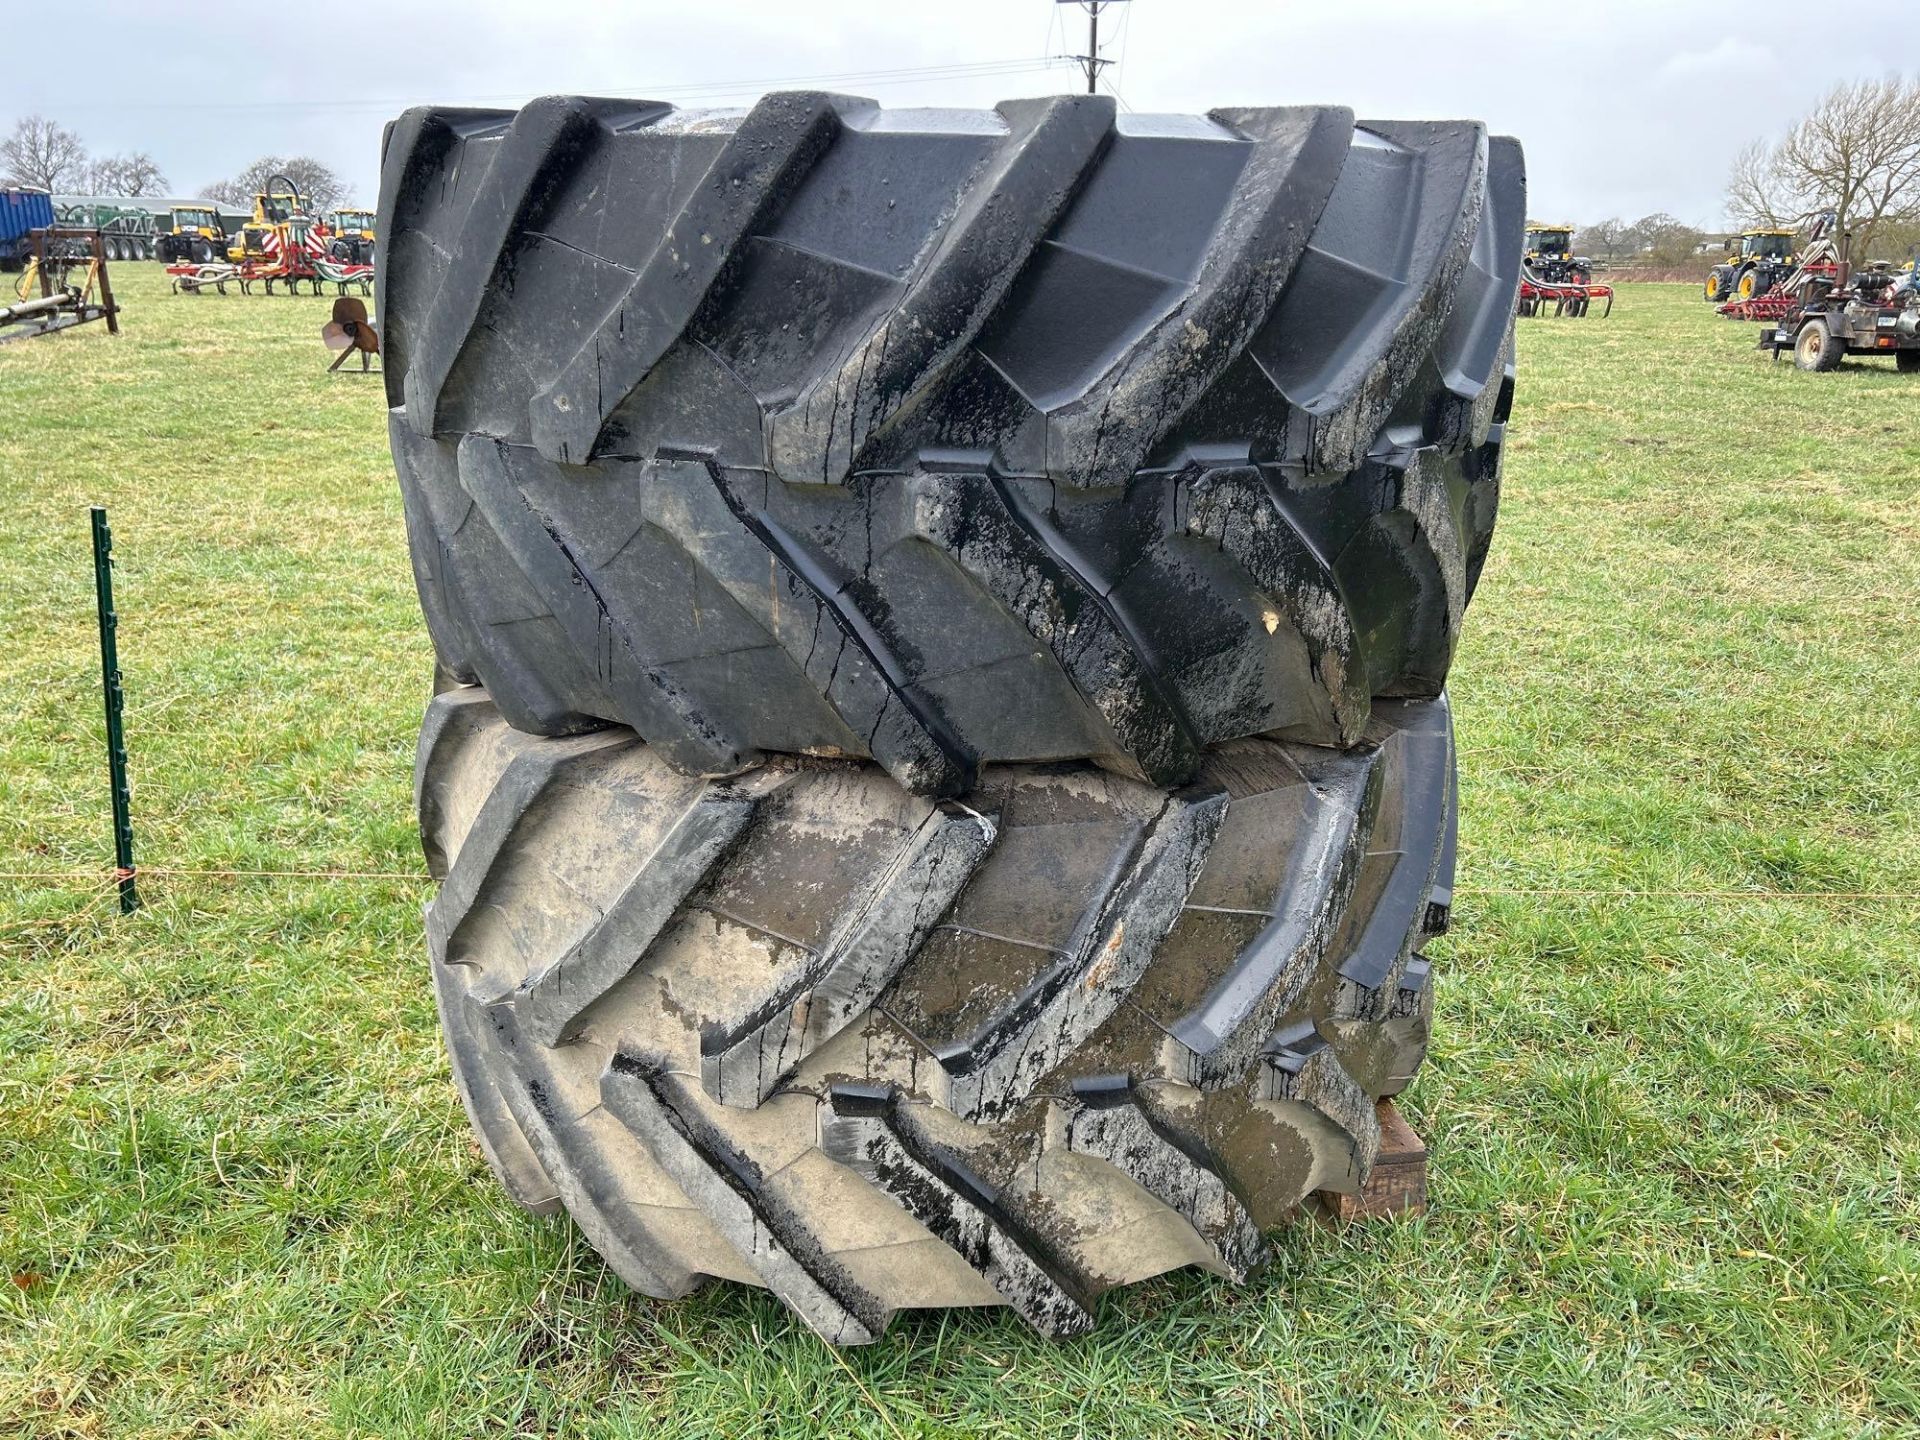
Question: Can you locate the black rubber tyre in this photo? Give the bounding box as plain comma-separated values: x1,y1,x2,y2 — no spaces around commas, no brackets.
420,683,1455,1343
1794,319,1845,372
1704,268,1730,303
1896,349,1920,373
191,238,215,264
379,95,1520,798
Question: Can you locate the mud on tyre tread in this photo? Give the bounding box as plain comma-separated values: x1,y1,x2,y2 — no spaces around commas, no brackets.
380,95,1521,797
420,684,1454,1344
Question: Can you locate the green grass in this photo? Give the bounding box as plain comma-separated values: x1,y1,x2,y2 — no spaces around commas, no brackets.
2,269,1917,1439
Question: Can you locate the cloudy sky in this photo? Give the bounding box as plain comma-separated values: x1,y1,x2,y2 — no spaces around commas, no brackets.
14,0,1919,226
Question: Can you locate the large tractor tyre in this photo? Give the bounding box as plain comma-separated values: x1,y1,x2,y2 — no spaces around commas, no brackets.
379,95,1521,800
1736,266,1765,302
1794,319,1845,372
1703,269,1728,302
420,684,1456,1344
191,238,215,264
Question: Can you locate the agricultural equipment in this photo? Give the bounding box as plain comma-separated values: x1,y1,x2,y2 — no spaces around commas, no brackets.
324,207,377,264
1518,222,1611,316
227,178,310,263
2,228,119,342
1716,211,1843,321
52,197,163,261
156,205,229,263
1751,221,1920,370
1703,228,1796,302
1,187,56,269
168,176,374,296
321,295,380,371
384,92,1520,1344
167,232,374,296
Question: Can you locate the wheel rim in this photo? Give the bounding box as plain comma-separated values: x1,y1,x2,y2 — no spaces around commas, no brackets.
1797,325,1823,364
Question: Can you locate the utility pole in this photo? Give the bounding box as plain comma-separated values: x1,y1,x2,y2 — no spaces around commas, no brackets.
1057,0,1128,96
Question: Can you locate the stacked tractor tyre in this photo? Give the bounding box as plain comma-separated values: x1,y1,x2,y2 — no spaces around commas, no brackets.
380,92,1521,1345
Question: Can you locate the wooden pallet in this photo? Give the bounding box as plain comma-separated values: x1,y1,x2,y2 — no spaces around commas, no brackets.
1319,1099,1428,1222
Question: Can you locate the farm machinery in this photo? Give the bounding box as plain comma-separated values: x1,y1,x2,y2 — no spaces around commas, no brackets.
52,199,161,262
1,187,55,269
1703,228,1797,303
1716,212,1844,322
1745,217,1920,371
225,181,309,263
323,208,376,264
2,228,120,342
165,175,373,296
156,205,230,263
1518,221,1612,316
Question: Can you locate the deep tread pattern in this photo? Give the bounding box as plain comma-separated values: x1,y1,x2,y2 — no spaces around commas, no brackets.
420,686,1455,1343
382,98,1522,794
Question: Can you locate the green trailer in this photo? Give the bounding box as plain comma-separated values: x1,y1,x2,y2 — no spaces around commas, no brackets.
51,196,165,261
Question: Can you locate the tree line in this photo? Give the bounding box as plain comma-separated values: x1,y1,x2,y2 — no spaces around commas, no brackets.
1725,76,1920,261
0,113,349,214
1556,78,1920,268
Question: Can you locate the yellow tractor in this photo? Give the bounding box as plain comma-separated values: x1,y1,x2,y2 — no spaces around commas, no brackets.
1524,223,1591,285
1704,229,1796,303
156,205,228,264
1520,222,1607,316
227,180,309,264
323,207,376,265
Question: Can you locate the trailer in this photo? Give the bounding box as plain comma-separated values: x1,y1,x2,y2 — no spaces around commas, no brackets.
1757,264,1920,371
51,196,164,261
1,188,56,270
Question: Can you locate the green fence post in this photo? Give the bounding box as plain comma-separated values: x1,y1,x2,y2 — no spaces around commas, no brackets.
90,506,138,914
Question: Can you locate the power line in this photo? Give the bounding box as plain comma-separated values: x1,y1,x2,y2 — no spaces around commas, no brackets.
32,55,1070,116
1056,1,1129,95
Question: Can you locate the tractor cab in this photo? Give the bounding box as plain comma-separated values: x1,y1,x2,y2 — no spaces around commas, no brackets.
329,208,375,237
1522,221,1591,291
255,189,307,225
1525,225,1574,261
1737,230,1795,264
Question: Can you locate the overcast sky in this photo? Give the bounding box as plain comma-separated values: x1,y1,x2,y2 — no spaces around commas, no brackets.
14,0,1920,227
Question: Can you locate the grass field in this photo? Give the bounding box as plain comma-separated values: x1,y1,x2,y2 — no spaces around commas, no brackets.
2,268,1917,1439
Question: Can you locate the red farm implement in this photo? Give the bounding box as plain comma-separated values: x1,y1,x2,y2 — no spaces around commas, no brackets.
1519,268,1613,317
165,176,373,297
166,226,372,296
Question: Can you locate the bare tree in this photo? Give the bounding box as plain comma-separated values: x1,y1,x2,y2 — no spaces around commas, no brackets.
1624,213,1705,265
1,115,88,191
1724,139,1788,229
1727,77,1920,255
203,155,347,214
1575,217,1630,264
82,151,169,197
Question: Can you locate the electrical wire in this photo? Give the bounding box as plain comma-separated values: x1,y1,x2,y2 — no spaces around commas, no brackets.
38,56,1070,116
